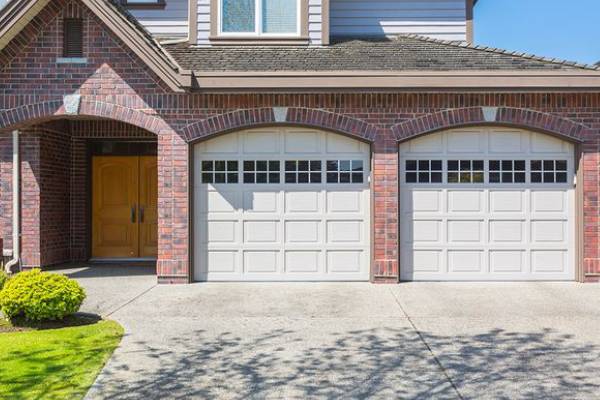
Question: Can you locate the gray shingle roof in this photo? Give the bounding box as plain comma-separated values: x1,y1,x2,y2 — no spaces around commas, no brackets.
164,35,600,72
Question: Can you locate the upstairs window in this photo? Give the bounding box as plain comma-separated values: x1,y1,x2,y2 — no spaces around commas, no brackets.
221,0,299,35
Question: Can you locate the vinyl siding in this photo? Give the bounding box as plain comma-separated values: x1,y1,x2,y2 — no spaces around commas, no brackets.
127,0,189,39
330,0,467,41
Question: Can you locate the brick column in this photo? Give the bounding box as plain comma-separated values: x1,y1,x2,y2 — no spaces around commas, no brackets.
20,133,41,268
157,130,190,284
582,142,600,281
371,131,399,283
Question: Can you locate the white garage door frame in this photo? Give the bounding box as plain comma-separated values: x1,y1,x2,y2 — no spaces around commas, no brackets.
399,127,582,282
192,126,372,282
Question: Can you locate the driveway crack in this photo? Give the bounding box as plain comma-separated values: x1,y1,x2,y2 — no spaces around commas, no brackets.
104,284,157,318
389,287,464,400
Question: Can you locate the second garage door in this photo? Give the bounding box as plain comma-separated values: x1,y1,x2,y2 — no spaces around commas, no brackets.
400,127,575,281
194,127,371,281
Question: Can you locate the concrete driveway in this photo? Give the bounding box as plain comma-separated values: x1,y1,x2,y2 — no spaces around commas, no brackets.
57,265,600,399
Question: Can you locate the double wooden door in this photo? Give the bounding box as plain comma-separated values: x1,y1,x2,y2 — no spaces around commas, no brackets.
92,156,158,258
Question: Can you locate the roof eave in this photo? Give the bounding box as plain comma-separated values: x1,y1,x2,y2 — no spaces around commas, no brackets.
191,69,600,91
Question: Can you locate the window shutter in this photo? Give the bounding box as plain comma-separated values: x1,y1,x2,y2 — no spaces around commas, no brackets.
63,18,83,58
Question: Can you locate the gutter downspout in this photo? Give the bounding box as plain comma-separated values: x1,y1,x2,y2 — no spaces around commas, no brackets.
4,130,19,273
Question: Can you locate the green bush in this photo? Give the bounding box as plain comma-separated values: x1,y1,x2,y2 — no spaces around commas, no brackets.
0,271,7,291
0,269,86,322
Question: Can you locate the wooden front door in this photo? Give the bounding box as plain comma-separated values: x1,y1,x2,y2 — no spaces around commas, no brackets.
92,156,158,259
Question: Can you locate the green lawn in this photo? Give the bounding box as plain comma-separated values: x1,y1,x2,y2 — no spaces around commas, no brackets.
0,319,123,400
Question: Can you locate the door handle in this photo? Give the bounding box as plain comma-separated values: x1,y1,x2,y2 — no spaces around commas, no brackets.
139,205,145,223
131,205,136,223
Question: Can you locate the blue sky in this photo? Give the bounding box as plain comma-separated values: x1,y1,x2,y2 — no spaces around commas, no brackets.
475,0,600,65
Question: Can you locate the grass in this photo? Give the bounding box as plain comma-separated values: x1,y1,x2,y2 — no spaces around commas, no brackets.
0,317,123,400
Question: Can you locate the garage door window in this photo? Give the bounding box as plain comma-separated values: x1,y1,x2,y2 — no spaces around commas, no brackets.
243,160,280,184
531,160,568,183
447,160,484,183
201,160,239,183
285,160,322,183
489,160,526,183
327,160,364,183
405,160,442,183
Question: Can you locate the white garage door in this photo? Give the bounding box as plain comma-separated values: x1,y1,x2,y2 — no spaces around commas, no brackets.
400,128,576,281
194,127,371,281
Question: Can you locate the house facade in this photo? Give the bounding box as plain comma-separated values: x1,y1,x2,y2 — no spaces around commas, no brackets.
1,0,600,283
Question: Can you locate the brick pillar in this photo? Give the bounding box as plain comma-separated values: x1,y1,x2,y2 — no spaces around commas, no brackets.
20,132,41,268
70,137,88,261
157,130,190,284
582,144,600,281
371,131,399,283
0,133,13,254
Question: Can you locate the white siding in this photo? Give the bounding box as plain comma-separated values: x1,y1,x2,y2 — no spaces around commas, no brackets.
128,0,189,39
330,0,467,41
308,0,323,45
197,0,211,46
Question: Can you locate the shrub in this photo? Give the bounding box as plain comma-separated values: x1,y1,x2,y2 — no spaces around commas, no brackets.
0,270,7,291
0,269,86,322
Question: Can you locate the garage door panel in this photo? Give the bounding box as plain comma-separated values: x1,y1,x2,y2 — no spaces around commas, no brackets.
447,131,484,153
284,130,321,154
327,191,363,213
490,250,526,273
531,250,568,273
531,191,566,213
448,191,483,213
488,130,526,153
285,191,320,213
206,251,238,274
244,251,279,273
489,191,525,213
531,132,568,154
195,127,370,282
531,220,567,243
326,133,364,154
243,191,279,213
400,127,575,281
203,190,239,213
242,131,280,153
448,220,484,243
412,250,442,273
411,220,442,243
285,251,321,273
489,220,525,243
285,220,320,243
327,250,363,273
327,220,363,243
448,250,484,273
408,190,441,212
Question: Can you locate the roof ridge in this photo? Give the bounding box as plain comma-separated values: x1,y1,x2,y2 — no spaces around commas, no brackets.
400,33,600,71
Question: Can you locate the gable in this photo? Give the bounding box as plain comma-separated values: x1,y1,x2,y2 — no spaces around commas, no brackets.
0,0,190,92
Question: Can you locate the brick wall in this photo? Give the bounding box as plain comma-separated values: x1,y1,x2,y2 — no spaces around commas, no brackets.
0,0,599,282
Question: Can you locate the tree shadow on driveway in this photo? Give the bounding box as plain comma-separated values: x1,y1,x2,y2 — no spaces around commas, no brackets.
86,326,600,400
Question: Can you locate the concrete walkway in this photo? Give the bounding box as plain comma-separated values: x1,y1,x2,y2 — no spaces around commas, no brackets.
56,266,600,399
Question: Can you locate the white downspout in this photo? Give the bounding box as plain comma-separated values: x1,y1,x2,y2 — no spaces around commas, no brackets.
4,130,19,273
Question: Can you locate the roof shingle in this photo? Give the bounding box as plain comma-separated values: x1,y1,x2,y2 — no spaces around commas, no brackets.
164,35,600,72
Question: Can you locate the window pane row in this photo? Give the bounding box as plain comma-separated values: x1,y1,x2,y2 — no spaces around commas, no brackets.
404,160,568,184
201,159,365,184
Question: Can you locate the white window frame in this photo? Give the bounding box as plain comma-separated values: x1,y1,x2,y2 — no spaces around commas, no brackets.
218,0,301,37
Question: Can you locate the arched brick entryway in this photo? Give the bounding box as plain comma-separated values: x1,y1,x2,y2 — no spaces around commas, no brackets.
0,101,189,284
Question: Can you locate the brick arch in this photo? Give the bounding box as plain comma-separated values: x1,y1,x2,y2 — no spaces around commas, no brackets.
0,99,171,135
392,107,590,143
183,107,380,143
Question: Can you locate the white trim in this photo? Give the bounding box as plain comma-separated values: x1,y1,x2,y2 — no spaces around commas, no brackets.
218,0,301,37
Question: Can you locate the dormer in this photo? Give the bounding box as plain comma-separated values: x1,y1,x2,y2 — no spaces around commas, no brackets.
120,0,475,46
